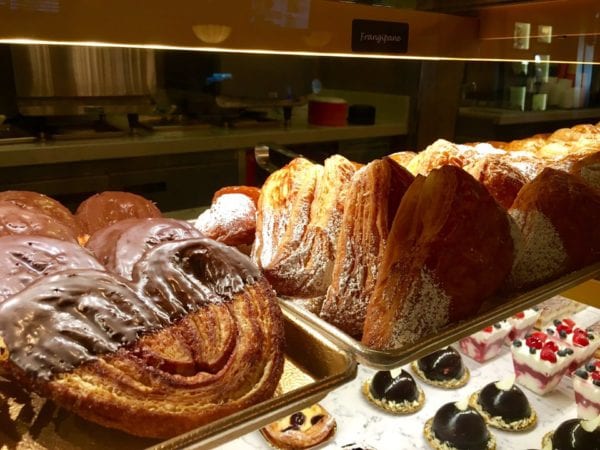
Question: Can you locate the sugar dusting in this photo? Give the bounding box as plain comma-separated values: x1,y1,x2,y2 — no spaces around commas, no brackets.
390,268,450,349
509,209,567,288
195,193,255,239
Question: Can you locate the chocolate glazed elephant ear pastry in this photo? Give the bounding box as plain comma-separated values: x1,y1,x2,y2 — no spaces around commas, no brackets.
362,165,514,350
320,158,414,337
508,168,600,290
254,155,356,298
0,238,285,439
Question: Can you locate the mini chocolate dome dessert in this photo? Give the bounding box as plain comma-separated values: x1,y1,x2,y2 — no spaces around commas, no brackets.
424,399,496,450
362,369,425,414
411,346,470,389
542,416,600,450
470,375,537,431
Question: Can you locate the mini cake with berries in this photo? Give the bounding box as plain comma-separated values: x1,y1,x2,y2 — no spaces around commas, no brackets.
506,308,541,344
574,360,600,420
424,399,496,450
459,321,511,363
511,331,575,395
545,318,599,373
363,368,425,414
469,375,537,431
411,346,470,389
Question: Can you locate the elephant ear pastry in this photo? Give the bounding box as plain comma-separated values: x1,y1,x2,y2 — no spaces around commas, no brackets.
0,238,285,439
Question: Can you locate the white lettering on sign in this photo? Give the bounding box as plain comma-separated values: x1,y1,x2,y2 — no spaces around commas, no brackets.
359,32,403,45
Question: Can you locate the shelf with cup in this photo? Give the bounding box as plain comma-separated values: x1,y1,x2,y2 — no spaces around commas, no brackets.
458,106,600,126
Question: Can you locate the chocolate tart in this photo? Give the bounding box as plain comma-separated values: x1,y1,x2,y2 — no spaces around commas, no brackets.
541,416,600,450
469,376,537,431
424,400,496,450
362,369,425,414
261,404,336,450
411,346,470,389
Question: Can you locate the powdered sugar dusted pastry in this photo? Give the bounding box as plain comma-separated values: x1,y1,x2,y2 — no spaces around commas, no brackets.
388,150,416,168
469,375,537,431
570,151,600,192
261,404,336,450
254,156,357,297
362,368,425,414
406,139,465,176
195,186,259,247
362,166,514,350
508,168,600,290
320,158,413,337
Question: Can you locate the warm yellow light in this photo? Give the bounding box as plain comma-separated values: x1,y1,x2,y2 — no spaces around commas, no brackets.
1,37,598,65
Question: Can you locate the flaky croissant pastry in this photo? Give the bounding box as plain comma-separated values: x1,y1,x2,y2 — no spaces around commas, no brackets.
0,238,284,439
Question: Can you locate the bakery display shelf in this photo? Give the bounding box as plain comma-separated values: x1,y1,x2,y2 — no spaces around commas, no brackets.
0,308,357,450
281,261,600,370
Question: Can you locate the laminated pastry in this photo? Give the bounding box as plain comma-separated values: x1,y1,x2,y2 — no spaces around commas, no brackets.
463,156,529,209
75,191,162,238
569,151,600,192
261,404,336,449
0,238,285,439
254,155,356,297
0,202,78,243
508,168,600,289
362,165,514,350
195,186,260,248
86,218,203,279
502,151,546,182
0,235,104,303
406,139,465,176
388,150,417,168
504,134,549,153
0,190,81,239
319,158,414,337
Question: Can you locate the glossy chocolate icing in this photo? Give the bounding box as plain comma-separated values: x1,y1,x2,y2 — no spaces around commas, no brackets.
369,370,419,403
551,419,600,450
478,381,531,423
418,346,465,381
0,238,261,380
0,236,104,303
432,402,490,450
86,218,203,279
0,202,77,243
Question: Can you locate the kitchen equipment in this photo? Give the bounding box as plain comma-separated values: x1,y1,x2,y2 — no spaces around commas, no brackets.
308,97,348,126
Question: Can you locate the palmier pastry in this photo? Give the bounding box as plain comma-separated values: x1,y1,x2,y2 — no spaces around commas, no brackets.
0,190,81,239
320,158,413,337
362,165,514,350
502,151,546,182
504,134,548,153
195,186,259,248
0,202,78,243
75,191,161,239
463,156,529,209
569,151,600,192
255,155,356,297
388,150,416,168
0,238,284,438
508,168,600,289
406,139,464,176
86,218,203,279
261,404,336,449
0,235,104,303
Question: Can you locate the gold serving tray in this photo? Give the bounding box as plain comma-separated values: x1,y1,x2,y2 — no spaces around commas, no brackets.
0,308,357,450
281,262,600,370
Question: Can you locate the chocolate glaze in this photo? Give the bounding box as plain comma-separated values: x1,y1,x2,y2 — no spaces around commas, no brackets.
418,346,465,381
478,381,532,423
0,238,260,380
551,418,600,450
0,202,77,243
432,402,490,450
369,370,419,403
86,218,203,279
0,236,104,303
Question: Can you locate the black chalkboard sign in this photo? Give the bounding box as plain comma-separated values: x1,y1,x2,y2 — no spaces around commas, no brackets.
351,19,409,53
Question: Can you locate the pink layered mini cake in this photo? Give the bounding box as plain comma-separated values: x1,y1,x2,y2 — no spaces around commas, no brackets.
506,308,541,344
545,318,600,374
459,320,511,362
511,331,575,395
574,360,600,420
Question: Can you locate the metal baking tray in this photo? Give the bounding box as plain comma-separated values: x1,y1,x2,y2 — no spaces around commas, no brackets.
280,262,600,370
0,308,357,450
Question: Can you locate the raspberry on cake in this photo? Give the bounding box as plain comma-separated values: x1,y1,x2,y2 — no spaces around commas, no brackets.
573,360,600,420
545,318,600,373
506,308,541,344
459,320,511,363
511,331,575,395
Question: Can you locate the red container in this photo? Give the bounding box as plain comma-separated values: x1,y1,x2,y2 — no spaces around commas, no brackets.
308,97,348,127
